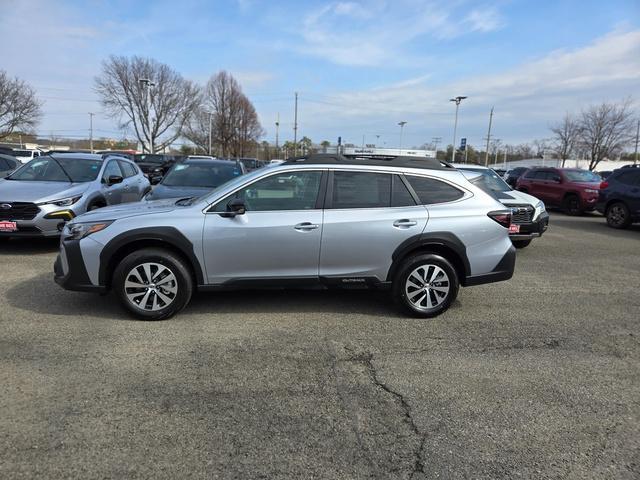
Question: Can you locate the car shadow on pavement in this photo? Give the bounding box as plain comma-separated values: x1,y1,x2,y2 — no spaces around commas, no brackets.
0,237,60,254
5,273,124,320
5,273,406,320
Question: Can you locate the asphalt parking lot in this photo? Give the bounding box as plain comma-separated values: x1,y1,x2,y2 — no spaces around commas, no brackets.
1,212,639,479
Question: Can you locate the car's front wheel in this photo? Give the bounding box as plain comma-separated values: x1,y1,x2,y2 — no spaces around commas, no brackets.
606,202,631,229
563,194,582,216
393,254,459,318
113,248,193,320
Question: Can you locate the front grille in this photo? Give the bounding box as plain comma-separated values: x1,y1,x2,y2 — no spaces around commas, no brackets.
0,202,41,220
510,205,534,224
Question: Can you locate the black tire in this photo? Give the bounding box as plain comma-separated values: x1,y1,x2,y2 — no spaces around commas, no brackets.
112,248,193,320
392,254,459,318
606,202,631,229
563,194,582,216
512,239,532,249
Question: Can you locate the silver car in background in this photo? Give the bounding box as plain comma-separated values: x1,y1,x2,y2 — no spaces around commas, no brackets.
0,153,150,238
54,154,516,320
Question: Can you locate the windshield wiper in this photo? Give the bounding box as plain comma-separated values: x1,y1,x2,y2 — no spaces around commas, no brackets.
48,155,74,183
174,197,195,206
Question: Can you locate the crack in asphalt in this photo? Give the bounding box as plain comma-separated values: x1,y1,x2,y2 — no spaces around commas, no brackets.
340,345,427,479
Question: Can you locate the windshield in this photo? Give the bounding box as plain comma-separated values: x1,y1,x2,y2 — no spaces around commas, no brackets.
135,154,166,164
8,157,102,182
162,162,243,188
563,170,600,182
461,168,511,192
13,150,33,157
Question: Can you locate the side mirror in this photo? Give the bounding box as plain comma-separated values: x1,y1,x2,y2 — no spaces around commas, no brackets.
107,175,123,186
150,175,162,185
221,198,246,217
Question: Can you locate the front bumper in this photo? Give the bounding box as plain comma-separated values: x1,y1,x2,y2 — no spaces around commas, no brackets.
510,212,549,241
54,239,106,293
0,203,76,238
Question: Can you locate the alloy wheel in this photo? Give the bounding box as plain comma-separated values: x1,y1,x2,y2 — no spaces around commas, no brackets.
608,204,627,227
124,262,178,311
405,264,450,311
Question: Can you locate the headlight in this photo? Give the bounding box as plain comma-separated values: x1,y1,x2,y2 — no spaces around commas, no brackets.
536,201,546,213
65,221,113,240
584,188,599,194
38,195,82,207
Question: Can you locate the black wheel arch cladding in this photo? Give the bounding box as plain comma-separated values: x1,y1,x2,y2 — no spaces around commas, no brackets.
387,232,471,282
98,227,204,286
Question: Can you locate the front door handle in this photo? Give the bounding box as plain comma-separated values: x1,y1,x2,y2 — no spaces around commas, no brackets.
294,222,319,231
393,219,418,228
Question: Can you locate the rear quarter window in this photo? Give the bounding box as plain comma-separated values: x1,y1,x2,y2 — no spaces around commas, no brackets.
406,175,464,204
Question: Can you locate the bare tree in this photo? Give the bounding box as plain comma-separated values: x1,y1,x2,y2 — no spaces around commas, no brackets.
184,71,263,157
95,56,200,153
550,113,581,167
0,71,42,140
578,99,635,170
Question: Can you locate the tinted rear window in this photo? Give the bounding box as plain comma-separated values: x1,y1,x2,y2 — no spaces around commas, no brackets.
331,171,391,209
406,175,464,204
392,175,416,207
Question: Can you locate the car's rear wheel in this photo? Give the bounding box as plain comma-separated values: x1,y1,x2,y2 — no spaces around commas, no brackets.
512,239,532,248
606,202,631,229
563,194,582,216
113,248,193,320
393,254,459,318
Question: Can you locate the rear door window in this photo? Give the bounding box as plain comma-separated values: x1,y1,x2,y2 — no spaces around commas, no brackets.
118,160,137,178
405,175,464,204
331,171,391,209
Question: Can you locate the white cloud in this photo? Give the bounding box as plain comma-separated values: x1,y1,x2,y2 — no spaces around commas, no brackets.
289,29,640,144
292,0,507,67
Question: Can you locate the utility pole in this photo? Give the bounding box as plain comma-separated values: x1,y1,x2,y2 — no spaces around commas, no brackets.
362,134,365,150
208,112,213,156
449,96,467,162
375,134,380,147
139,78,155,153
484,106,494,166
275,113,280,153
293,92,298,156
464,143,468,163
88,112,95,153
634,118,639,165
398,121,407,152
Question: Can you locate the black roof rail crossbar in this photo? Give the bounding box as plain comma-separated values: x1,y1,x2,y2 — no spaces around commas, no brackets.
284,153,453,170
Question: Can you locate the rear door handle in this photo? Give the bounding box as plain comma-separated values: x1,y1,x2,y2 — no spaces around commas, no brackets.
294,222,319,231
393,219,418,228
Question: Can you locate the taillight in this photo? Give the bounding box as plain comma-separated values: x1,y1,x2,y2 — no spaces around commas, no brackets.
600,181,609,189
488,210,512,228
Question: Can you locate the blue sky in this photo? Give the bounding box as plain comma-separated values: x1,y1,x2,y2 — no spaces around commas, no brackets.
1,0,639,149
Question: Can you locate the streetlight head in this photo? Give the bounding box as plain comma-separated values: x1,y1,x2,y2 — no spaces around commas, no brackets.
398,121,407,126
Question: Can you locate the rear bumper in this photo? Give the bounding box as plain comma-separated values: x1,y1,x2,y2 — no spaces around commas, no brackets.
510,212,549,241
463,245,516,287
54,240,106,293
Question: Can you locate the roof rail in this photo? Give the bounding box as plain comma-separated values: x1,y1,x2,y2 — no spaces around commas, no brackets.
284,153,453,170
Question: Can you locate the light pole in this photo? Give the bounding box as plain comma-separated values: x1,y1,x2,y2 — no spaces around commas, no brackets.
139,78,155,153
293,92,298,156
207,111,213,156
88,112,94,153
449,96,467,162
275,113,280,155
398,121,407,153
375,134,380,147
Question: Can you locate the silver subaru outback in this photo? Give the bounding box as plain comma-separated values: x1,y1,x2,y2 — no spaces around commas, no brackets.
54,154,516,320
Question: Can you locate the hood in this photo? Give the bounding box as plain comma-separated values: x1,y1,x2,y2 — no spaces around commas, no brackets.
0,179,88,203
73,198,178,223
146,184,213,201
